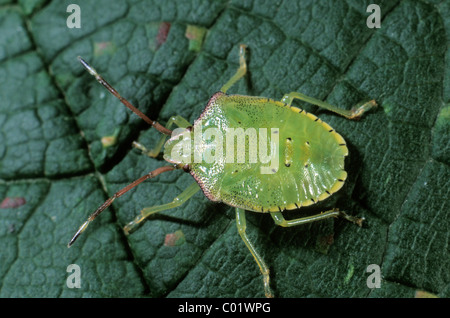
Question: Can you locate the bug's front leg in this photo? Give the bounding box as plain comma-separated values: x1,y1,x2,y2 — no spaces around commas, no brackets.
123,182,200,235
133,115,191,158
236,208,273,298
220,44,247,93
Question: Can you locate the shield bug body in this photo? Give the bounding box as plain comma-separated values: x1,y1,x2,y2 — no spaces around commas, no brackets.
69,45,376,298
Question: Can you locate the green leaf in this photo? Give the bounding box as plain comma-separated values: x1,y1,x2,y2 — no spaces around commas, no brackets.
0,0,448,298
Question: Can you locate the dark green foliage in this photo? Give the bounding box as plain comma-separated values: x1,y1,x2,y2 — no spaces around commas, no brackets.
0,0,448,297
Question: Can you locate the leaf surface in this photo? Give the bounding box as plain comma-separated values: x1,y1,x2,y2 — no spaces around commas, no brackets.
0,0,448,297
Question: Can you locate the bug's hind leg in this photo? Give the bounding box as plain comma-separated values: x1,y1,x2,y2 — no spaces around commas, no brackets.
133,115,191,158
236,208,273,298
123,182,200,235
270,209,364,227
281,92,377,120
220,44,247,93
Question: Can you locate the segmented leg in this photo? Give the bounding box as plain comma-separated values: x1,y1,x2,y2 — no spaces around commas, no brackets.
123,182,200,235
133,115,191,157
236,208,273,298
281,92,377,119
220,44,247,93
270,208,364,227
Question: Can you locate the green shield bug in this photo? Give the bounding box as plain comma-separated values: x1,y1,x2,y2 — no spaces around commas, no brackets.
69,45,376,298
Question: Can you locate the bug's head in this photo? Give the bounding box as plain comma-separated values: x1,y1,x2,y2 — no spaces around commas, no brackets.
163,126,194,166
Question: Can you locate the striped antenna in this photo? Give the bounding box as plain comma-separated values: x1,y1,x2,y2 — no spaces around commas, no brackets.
68,165,175,247
78,56,172,136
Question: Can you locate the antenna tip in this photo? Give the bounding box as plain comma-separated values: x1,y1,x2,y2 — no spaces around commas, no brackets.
67,234,78,248
67,220,89,248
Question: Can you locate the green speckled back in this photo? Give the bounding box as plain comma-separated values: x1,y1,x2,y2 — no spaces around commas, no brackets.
167,91,348,213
